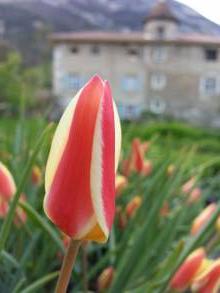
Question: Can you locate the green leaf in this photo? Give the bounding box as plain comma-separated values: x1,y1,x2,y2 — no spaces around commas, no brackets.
19,201,64,252
0,124,53,255
21,271,59,293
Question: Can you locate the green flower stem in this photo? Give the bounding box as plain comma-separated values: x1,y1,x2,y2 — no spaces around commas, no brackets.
0,123,53,255
55,239,82,293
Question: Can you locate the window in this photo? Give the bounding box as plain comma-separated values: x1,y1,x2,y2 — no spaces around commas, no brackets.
201,76,218,96
127,47,140,57
152,47,167,63
70,46,79,54
121,75,140,92
205,49,218,61
62,73,84,91
151,73,167,90
156,26,165,39
118,104,141,120
150,97,166,114
91,45,100,55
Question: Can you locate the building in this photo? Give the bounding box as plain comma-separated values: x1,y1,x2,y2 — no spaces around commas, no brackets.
50,0,220,125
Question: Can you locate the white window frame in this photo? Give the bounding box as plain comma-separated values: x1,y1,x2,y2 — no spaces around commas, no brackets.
152,46,167,63
200,74,220,98
121,74,141,92
151,73,167,90
150,97,166,114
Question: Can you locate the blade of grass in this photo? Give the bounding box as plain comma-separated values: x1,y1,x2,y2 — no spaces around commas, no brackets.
20,201,64,252
21,271,59,293
0,123,53,255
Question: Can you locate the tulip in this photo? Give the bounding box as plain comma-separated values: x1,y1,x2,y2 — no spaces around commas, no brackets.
115,175,128,197
126,196,142,219
132,138,144,173
44,75,121,244
31,165,42,186
191,204,217,236
0,161,16,201
0,162,16,218
170,248,206,292
14,194,27,227
191,259,220,293
121,158,132,177
160,201,170,217
141,160,152,176
182,177,196,194
97,266,114,292
187,187,202,205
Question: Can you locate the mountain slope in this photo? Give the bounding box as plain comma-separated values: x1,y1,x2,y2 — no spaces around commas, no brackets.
0,0,219,64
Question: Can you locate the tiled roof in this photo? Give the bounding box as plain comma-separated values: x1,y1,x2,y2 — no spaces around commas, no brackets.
145,0,178,23
50,31,220,46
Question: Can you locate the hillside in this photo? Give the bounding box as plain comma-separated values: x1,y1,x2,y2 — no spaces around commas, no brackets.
0,0,219,64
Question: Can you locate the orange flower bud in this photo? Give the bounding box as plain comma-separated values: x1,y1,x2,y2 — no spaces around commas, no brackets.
97,266,114,291
187,188,202,205
191,259,220,293
31,165,42,186
170,248,206,292
182,177,196,194
126,196,142,219
0,162,16,218
121,158,132,177
141,160,152,176
44,76,121,243
0,161,16,201
160,201,170,217
14,194,27,227
191,204,217,236
115,175,128,197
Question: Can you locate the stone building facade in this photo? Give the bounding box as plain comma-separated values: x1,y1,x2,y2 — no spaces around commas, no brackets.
51,0,220,125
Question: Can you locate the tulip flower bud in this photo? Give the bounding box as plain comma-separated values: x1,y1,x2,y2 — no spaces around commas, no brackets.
191,259,220,293
44,76,121,243
182,177,196,194
126,196,142,219
160,201,170,217
115,175,128,197
97,266,114,292
170,248,206,292
31,165,42,186
191,203,217,236
187,187,202,205
132,138,144,173
0,162,16,218
0,161,16,200
14,194,27,227
141,160,152,176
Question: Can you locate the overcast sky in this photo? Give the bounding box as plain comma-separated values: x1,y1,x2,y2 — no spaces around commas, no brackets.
178,0,220,24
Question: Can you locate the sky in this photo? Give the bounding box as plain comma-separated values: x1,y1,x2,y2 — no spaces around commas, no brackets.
178,0,220,25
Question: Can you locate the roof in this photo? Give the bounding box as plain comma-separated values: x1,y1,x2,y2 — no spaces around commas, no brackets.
50,31,220,46
145,0,178,23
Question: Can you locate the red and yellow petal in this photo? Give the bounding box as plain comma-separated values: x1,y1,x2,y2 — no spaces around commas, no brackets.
192,260,220,293
0,162,16,200
170,248,206,292
191,204,217,236
44,75,121,243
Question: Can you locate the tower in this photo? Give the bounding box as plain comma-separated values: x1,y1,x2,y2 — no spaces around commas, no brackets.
144,0,179,39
